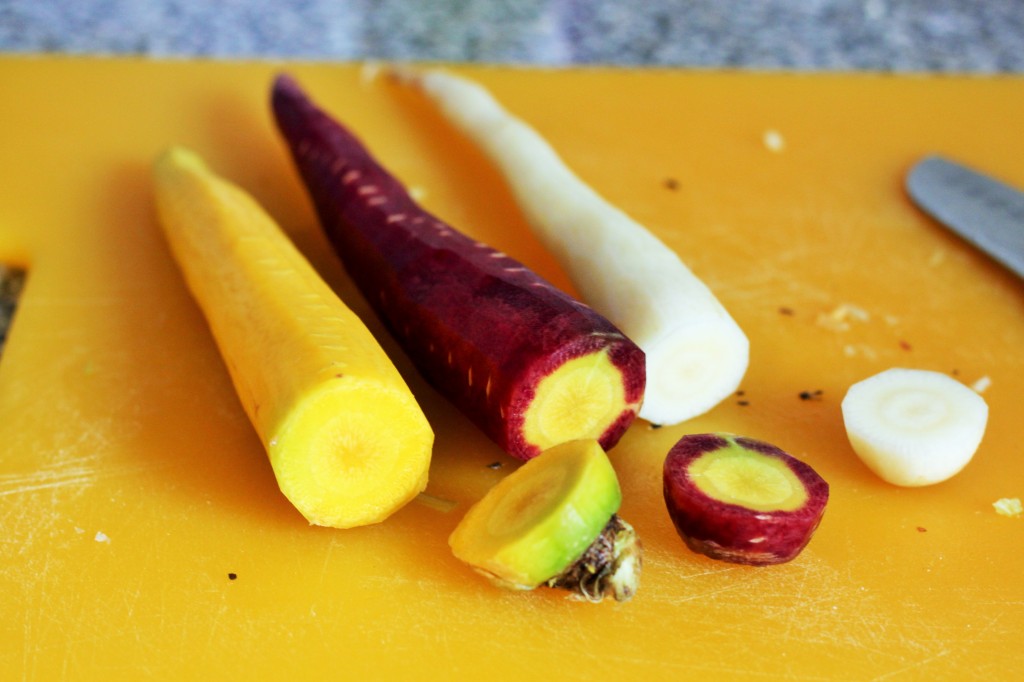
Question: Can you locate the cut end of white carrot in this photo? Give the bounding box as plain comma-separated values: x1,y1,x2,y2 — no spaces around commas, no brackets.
638,315,750,426
841,368,988,487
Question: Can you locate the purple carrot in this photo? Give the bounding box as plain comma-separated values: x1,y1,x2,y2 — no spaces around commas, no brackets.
271,74,644,460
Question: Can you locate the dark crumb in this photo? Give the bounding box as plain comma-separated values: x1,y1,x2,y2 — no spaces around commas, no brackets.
1,265,27,352
486,461,503,470
799,390,824,401
735,390,746,396
648,423,663,430
952,368,960,376
737,400,750,406
663,177,680,191
228,573,238,580
899,340,912,351
916,527,927,533
778,306,795,316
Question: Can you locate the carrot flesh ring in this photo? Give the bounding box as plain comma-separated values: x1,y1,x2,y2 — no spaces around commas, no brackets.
152,147,434,529
271,74,645,460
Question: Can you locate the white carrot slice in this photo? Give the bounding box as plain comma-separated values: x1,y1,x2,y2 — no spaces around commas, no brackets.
841,368,988,486
397,68,749,426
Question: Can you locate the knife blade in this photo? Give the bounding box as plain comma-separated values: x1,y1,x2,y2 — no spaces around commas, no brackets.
906,155,1024,281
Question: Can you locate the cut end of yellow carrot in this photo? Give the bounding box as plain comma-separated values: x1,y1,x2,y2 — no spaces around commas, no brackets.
270,381,433,528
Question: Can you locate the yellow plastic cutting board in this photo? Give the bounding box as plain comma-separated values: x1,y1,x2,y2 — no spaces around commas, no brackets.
1,57,1022,681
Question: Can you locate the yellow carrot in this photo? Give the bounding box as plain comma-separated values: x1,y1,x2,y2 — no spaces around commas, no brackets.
152,146,433,528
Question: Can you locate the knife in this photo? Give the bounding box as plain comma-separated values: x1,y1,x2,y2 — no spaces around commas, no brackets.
906,155,1024,281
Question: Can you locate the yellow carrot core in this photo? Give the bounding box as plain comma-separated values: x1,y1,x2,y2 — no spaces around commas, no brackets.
688,444,808,512
523,349,625,451
270,382,431,528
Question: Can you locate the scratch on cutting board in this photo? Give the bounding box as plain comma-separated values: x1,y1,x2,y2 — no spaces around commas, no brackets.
0,450,151,499
868,649,954,681
0,460,99,497
641,547,1012,680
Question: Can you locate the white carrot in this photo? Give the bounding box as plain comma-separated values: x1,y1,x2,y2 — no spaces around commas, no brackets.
841,368,988,486
396,68,749,426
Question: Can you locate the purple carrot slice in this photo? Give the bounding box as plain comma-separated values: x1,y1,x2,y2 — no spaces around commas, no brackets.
663,433,829,565
271,74,645,460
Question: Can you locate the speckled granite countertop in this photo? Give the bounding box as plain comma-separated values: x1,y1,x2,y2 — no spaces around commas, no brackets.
2,0,1022,72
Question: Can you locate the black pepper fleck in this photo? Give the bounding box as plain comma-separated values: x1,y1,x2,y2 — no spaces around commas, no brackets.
228,572,238,580
799,390,824,401
663,177,680,191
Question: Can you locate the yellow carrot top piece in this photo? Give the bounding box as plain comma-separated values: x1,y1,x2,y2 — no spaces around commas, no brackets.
152,146,433,528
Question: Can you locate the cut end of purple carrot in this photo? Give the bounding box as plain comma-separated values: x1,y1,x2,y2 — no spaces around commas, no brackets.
510,338,645,460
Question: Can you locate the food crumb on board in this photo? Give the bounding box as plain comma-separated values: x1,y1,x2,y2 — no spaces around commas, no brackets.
763,129,786,152
816,303,869,332
94,531,110,544
993,498,1022,518
228,572,238,581
917,526,927,533
971,375,992,394
486,461,503,470
799,390,824,401
928,249,947,268
359,61,384,84
843,344,879,360
663,177,680,191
